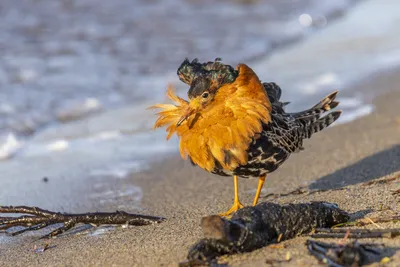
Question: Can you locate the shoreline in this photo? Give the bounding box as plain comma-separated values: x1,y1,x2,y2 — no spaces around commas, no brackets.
1,67,399,266
2,0,400,216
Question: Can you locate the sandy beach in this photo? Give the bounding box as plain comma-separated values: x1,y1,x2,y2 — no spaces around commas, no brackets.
1,0,400,266
1,66,399,266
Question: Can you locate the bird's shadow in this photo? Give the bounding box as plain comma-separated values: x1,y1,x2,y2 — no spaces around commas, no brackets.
309,144,400,190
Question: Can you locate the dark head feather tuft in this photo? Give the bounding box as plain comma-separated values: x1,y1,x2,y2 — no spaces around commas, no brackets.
177,58,238,98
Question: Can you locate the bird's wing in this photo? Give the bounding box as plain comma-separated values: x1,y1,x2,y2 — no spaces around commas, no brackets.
265,113,304,153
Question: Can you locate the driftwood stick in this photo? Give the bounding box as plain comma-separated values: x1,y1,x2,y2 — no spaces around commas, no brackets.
0,206,165,239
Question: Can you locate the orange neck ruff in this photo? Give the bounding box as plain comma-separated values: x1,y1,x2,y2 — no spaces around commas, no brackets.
150,64,272,172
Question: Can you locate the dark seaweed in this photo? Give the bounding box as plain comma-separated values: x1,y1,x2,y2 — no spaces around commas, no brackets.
182,202,349,266
307,239,389,267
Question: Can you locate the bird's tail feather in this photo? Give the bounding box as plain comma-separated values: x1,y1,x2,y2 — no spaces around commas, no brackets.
305,111,342,138
291,91,341,138
291,91,339,121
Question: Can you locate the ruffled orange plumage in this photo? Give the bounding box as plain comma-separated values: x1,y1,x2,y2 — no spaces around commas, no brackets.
150,64,272,173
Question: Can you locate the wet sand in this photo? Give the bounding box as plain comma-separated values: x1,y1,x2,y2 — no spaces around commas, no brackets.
1,67,399,266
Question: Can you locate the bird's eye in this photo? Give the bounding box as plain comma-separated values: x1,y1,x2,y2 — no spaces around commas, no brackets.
202,92,209,98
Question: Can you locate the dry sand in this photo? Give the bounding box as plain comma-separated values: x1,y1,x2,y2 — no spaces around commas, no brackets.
0,70,399,266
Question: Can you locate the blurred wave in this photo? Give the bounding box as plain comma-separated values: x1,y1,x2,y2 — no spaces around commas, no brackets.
0,0,359,137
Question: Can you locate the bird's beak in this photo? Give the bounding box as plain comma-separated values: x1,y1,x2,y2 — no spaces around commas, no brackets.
176,98,201,126
176,108,194,126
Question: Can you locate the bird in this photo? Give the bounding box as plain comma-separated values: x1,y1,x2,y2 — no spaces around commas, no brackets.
150,58,341,216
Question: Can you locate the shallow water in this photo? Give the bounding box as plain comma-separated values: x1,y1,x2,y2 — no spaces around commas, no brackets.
0,0,358,137
3,0,400,215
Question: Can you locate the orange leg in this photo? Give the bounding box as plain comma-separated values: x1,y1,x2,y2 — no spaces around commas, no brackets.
252,175,267,206
219,175,244,217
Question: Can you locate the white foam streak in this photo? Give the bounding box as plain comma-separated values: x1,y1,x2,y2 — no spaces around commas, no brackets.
336,105,374,125
0,133,23,160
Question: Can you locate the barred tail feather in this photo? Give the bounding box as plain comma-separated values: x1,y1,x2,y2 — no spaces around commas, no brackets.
292,91,341,138
292,91,339,125
305,111,342,138
311,91,339,111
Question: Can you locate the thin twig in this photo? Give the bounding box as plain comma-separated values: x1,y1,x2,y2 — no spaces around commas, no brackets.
312,228,400,239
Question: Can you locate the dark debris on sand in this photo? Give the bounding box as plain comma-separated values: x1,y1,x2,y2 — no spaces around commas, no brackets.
180,202,350,266
307,239,393,267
